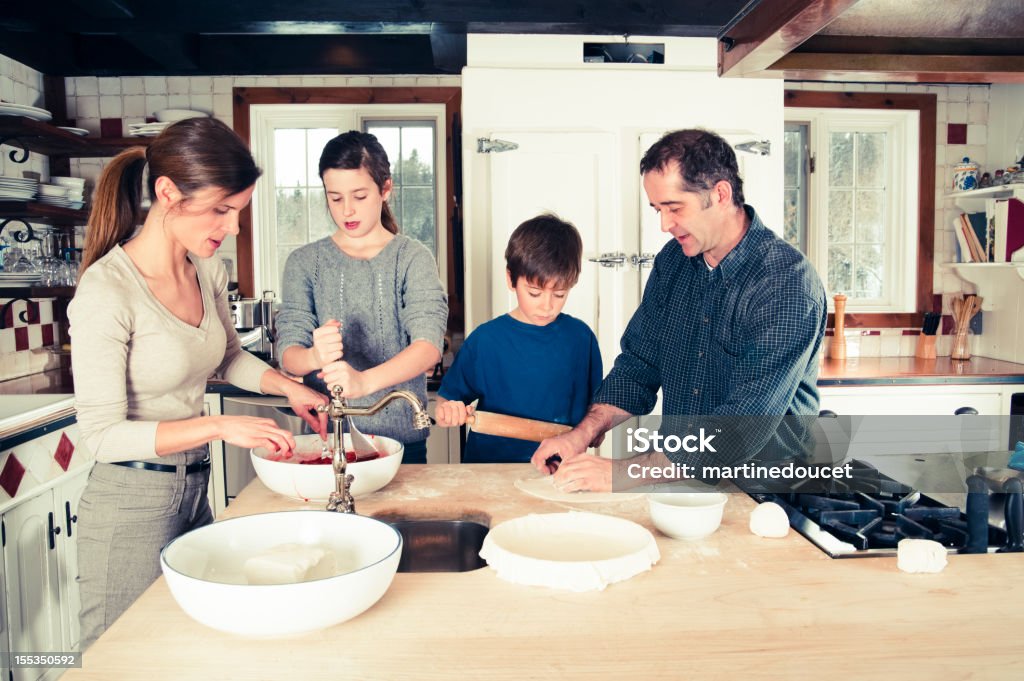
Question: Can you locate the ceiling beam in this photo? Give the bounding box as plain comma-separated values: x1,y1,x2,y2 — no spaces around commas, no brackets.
717,0,861,77
771,53,1024,83
118,33,199,71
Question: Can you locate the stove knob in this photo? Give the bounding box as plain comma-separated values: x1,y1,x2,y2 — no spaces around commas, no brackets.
997,477,1023,553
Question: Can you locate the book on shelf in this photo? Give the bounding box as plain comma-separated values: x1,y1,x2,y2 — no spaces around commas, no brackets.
953,216,974,262
958,213,987,262
993,197,1024,263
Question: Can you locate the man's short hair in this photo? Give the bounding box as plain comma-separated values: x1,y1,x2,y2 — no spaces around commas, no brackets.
505,213,583,288
640,129,745,208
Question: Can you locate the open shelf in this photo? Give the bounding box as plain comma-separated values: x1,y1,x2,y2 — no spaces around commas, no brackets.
0,201,87,225
0,115,151,158
944,262,1024,310
947,184,1024,213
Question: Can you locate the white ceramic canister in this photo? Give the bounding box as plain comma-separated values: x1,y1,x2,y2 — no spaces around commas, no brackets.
952,157,980,191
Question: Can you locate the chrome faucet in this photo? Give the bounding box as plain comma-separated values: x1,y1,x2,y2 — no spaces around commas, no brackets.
316,385,432,513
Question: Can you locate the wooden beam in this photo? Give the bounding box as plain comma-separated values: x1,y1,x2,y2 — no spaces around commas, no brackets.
771,53,1024,83
119,33,199,72
718,0,861,77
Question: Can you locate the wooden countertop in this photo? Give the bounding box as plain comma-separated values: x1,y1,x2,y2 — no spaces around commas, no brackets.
64,465,1024,680
819,356,1024,385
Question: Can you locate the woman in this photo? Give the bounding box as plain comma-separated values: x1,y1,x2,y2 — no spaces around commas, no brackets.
275,131,448,463
69,117,328,649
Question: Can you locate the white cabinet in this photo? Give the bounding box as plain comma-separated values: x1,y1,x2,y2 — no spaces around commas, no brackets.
3,492,64,681
55,469,88,654
818,383,1018,457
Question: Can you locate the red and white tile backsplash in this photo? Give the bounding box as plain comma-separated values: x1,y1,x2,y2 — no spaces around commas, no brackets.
0,298,59,353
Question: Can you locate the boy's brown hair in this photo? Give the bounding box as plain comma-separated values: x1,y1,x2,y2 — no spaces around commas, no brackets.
505,213,583,288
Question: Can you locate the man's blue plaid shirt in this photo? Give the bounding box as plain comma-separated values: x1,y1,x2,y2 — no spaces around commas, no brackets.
594,206,828,465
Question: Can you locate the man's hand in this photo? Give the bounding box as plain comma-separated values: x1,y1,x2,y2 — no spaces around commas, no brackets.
551,454,614,493
530,429,590,474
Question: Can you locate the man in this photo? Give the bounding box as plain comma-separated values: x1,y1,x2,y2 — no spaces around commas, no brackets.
530,129,828,492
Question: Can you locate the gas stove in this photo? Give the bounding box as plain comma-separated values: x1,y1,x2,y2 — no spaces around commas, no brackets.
747,459,1022,558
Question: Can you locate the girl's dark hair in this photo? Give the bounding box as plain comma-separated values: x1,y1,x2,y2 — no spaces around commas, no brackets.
639,129,745,208
318,130,399,234
505,213,583,288
82,117,262,273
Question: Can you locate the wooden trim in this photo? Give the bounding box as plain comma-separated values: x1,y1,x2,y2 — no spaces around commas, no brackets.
717,0,859,77
772,54,1024,84
785,90,937,329
230,87,463,330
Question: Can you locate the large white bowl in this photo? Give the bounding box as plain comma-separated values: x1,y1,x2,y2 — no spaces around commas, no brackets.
252,433,404,502
647,492,728,540
160,510,401,637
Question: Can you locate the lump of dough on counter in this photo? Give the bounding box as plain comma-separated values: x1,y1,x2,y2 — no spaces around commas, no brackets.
897,538,947,574
749,501,790,538
244,543,336,585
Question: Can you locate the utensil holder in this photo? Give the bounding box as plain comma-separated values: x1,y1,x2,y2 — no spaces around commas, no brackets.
914,334,937,359
950,328,972,361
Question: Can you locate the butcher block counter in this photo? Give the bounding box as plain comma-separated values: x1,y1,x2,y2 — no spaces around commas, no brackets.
63,464,1022,680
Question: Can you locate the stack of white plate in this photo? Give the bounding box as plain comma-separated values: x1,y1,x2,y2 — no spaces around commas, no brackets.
37,183,71,207
50,177,86,210
0,272,41,287
0,176,38,201
0,103,52,122
128,121,171,137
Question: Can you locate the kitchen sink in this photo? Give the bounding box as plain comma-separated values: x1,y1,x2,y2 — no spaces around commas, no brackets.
371,515,489,573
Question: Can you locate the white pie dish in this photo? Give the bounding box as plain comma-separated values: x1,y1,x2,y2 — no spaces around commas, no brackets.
479,511,659,591
160,510,402,637
647,492,728,540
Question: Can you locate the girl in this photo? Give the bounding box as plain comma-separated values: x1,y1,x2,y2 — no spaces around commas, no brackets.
70,118,328,649
276,131,447,463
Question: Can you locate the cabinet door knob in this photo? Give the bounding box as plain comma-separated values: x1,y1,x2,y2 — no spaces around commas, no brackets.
65,500,77,536
48,511,61,550
954,406,979,415
819,410,838,418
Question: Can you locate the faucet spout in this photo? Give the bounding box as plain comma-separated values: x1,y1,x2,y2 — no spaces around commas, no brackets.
336,389,433,430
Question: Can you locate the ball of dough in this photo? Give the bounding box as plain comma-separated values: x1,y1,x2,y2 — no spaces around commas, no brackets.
749,501,790,538
897,538,947,574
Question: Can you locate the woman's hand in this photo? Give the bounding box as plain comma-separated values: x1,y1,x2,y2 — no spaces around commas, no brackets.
435,399,473,427
311,319,343,368
281,382,329,439
318,360,372,399
215,415,297,454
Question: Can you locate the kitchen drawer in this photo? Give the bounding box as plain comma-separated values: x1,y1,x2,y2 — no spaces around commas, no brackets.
819,385,1003,416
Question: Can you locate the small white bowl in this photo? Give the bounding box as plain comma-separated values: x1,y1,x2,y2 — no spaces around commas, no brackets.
154,108,209,122
252,432,403,502
38,184,69,197
160,510,401,637
647,492,728,540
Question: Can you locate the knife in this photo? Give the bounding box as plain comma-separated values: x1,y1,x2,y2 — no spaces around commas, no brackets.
466,411,573,442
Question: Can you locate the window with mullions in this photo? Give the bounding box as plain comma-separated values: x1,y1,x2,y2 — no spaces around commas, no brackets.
783,106,919,314
364,121,438,257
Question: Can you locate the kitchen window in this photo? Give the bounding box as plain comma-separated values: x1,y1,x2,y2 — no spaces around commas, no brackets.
784,91,936,326
249,105,447,295
230,87,462,314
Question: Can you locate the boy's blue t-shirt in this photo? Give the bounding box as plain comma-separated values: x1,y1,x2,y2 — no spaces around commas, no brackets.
438,313,603,463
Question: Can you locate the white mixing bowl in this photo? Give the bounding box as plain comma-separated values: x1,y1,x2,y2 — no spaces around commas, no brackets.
252,433,404,502
160,510,401,637
647,492,728,540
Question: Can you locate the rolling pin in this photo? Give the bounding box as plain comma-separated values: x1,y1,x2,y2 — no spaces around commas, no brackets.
830,294,847,360
466,411,573,442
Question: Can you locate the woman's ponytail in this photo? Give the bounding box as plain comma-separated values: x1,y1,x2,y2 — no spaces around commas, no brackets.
80,147,147,274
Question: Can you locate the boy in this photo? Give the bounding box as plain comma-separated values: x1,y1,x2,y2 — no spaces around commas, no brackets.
436,213,603,463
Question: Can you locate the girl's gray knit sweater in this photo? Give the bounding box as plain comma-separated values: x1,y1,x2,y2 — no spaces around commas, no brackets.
276,234,448,443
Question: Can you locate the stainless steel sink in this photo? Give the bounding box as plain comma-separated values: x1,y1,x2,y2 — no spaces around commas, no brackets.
373,517,489,573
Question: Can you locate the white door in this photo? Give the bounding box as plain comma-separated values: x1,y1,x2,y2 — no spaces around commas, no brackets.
487,131,627,371
56,469,89,651
486,131,626,457
4,492,64,681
